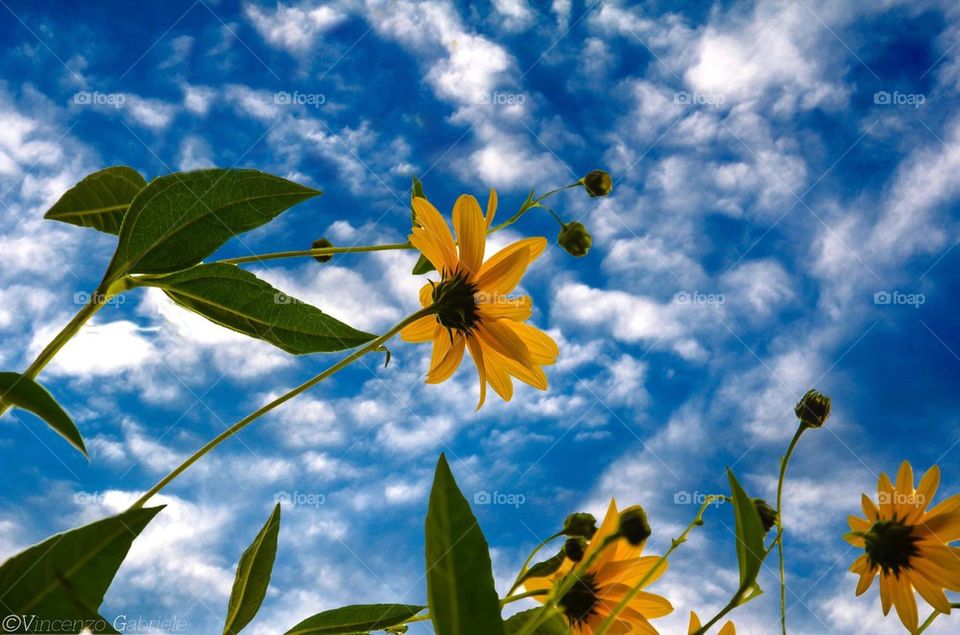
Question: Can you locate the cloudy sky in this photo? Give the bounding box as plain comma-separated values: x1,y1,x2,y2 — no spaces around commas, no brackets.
1,0,959,633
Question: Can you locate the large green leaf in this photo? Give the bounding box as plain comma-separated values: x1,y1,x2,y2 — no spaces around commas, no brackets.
133,263,375,354
727,469,765,604
44,166,147,234
504,609,568,634
0,372,86,458
223,504,281,635
102,169,319,281
284,604,424,634
0,506,163,627
425,454,505,635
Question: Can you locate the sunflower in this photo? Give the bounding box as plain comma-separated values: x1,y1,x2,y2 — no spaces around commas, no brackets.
846,461,960,632
524,499,673,634
687,611,735,634
400,191,558,408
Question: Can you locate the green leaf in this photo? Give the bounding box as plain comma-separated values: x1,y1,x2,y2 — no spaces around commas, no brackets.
102,169,320,281
223,504,281,635
284,604,424,634
411,253,435,275
727,468,765,604
425,454,505,635
0,372,86,458
134,263,375,354
44,166,147,235
516,550,565,587
410,176,436,275
504,609,568,635
0,506,163,625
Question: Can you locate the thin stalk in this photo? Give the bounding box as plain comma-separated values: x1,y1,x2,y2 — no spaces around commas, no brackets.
507,531,564,596
776,424,808,635
916,604,960,634
217,242,413,266
129,306,437,509
694,596,740,635
401,589,550,626
595,497,718,635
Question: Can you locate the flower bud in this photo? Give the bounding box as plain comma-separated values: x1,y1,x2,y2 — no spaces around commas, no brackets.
580,170,613,197
563,537,587,563
562,512,597,538
558,222,592,257
312,238,333,263
616,505,651,546
753,498,777,534
795,389,831,428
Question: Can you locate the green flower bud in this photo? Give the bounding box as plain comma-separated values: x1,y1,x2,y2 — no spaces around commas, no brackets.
795,389,831,428
562,512,597,538
616,505,651,546
580,170,613,197
312,238,334,263
563,536,587,563
558,222,592,257
753,498,777,534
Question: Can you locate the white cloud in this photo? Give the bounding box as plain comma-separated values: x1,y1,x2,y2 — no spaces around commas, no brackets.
245,2,347,54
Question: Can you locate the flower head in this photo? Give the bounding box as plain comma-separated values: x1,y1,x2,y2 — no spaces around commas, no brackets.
558,221,592,257
846,461,960,632
795,388,831,428
401,191,558,408
688,611,735,635
581,170,613,197
524,499,673,634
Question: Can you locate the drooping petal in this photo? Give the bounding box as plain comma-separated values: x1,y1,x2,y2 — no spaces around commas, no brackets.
599,556,667,588
856,566,877,596
477,319,534,368
427,333,465,384
506,321,559,366
921,494,960,543
400,315,439,342
878,572,893,615
891,573,918,633
453,194,486,274
482,341,514,401
412,197,457,272
907,567,952,614
465,334,487,409
482,345,548,391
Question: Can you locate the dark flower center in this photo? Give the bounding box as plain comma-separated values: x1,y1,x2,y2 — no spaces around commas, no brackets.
864,519,920,576
432,271,480,332
559,573,600,626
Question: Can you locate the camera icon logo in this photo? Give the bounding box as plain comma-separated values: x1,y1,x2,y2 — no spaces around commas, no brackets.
874,291,891,305
874,91,891,105
674,91,690,104
473,491,491,505
674,490,692,504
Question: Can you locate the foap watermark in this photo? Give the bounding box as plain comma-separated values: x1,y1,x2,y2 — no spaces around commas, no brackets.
476,91,527,106
73,491,106,505
275,490,325,508
674,491,725,507
873,91,925,108
878,491,926,506
674,90,725,107
874,290,924,308
274,291,302,305
473,490,526,508
274,91,326,108
73,91,126,108
74,290,125,308
674,291,725,306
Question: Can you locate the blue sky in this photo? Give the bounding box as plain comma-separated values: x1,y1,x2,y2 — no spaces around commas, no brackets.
1,0,959,633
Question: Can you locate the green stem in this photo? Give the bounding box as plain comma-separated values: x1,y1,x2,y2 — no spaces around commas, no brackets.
217,242,413,266
595,497,718,635
0,294,106,418
128,305,438,509
776,424,808,635
916,604,960,634
507,531,563,596
694,596,740,635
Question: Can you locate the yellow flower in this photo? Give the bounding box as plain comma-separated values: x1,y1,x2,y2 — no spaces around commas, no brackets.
400,191,558,408
524,499,673,634
688,611,735,635
846,461,960,632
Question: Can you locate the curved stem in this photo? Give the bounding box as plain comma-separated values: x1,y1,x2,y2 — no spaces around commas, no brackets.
695,597,739,635
507,531,563,597
916,604,960,634
776,424,808,635
128,305,437,509
0,296,105,418
595,497,718,635
217,242,413,266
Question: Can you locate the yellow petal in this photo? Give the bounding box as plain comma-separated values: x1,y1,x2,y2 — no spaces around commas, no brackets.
908,568,952,614
917,465,941,513
879,572,893,615
410,228,454,275
856,566,877,596
477,236,547,294
583,499,619,564
478,295,532,321
477,319,533,368
400,315,439,343
419,282,434,307
507,321,559,365
412,197,457,272
878,472,895,519
688,612,702,634
718,621,736,635
862,494,879,522
481,341,548,391
427,333,465,384
482,342,514,401
891,573,918,632
465,334,487,410
486,188,498,228
453,194,485,274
